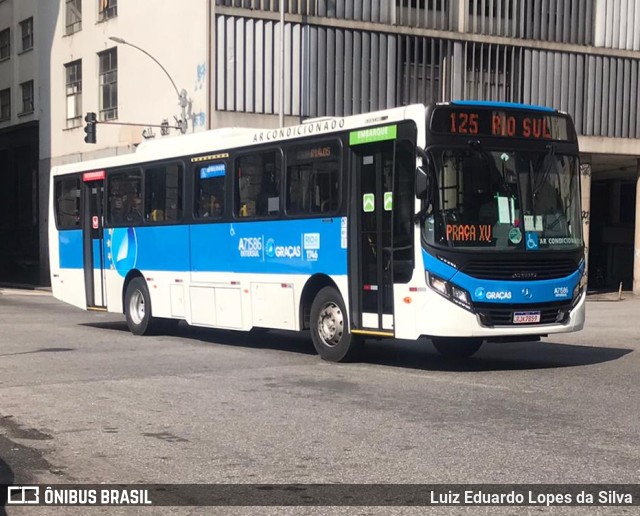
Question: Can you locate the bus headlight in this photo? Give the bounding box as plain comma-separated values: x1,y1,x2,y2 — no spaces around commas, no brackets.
428,274,449,296
426,273,473,311
451,286,470,306
572,271,588,305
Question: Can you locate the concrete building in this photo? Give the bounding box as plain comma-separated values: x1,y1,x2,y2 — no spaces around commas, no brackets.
37,0,209,283
211,0,640,293
2,0,640,293
0,0,38,284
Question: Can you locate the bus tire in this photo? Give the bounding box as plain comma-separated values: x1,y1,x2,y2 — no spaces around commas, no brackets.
432,337,483,359
124,277,158,336
310,286,361,362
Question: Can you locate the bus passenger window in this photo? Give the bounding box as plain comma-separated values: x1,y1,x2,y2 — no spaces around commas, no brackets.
107,170,142,226
144,163,183,223
236,151,281,218
286,141,341,216
195,162,225,219
54,176,81,229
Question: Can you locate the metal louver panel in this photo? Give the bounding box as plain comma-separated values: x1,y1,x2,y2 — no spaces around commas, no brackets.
213,8,640,139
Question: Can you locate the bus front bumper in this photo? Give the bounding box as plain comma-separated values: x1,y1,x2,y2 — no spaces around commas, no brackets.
407,290,586,340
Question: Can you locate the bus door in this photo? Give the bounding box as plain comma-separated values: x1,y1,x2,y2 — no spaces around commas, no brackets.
349,137,415,336
82,171,106,308
350,141,396,335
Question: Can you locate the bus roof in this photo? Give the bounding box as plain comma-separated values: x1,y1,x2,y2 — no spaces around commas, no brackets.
51,104,427,177
448,100,556,113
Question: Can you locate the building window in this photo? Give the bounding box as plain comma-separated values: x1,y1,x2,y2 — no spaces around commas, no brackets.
20,18,33,52
0,88,10,121
19,81,34,114
0,28,10,60
98,48,117,120
65,0,82,35
65,60,82,127
98,0,117,21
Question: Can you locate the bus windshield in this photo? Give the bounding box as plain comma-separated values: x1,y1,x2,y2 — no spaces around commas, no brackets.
424,147,582,251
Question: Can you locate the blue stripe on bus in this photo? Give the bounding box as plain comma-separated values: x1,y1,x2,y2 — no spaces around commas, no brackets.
105,225,190,274
423,249,580,304
88,218,347,277
59,230,84,269
190,218,346,275
92,239,101,268
450,100,556,113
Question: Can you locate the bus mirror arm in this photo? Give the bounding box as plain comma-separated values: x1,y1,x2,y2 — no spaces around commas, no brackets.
416,146,429,161
414,205,431,226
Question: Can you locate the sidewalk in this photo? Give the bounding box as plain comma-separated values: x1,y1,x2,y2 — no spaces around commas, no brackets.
0,282,52,296
586,289,636,302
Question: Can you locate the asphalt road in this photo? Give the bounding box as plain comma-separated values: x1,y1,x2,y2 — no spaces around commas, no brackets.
0,289,638,514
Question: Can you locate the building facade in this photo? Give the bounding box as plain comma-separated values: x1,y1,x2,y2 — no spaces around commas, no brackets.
0,0,39,284
36,0,210,283
2,0,640,293
211,0,640,293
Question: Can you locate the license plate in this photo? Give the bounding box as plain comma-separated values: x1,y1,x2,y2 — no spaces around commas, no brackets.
513,311,541,324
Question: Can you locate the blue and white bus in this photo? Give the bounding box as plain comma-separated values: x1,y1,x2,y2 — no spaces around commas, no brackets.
49,102,585,361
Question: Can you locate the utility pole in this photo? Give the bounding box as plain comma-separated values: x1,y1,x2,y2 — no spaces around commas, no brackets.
109,36,189,134
279,1,285,128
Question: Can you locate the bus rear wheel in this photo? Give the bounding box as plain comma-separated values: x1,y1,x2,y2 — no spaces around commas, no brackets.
431,337,483,359
125,277,159,336
310,287,361,362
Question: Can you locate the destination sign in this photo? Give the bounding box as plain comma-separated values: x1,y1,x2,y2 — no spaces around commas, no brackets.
446,223,493,243
430,106,576,141
295,146,335,161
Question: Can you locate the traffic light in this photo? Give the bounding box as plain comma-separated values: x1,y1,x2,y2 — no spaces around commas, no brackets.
84,112,97,144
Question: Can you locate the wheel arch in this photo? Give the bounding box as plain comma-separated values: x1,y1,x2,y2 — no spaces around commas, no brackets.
299,274,341,330
121,269,145,314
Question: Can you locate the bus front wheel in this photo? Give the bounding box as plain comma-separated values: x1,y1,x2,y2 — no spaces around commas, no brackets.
310,287,361,362
124,277,158,336
431,337,483,359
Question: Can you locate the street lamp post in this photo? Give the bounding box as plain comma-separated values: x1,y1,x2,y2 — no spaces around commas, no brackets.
108,36,189,134
279,1,285,128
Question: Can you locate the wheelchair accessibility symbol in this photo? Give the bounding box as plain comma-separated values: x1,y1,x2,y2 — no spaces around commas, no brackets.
526,232,539,250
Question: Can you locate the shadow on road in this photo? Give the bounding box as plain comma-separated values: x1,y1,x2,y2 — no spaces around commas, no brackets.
81,320,318,356
0,453,14,516
80,320,632,373
357,338,633,372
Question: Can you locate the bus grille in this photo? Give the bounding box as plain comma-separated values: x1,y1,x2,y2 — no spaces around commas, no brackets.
460,259,577,280
475,302,573,327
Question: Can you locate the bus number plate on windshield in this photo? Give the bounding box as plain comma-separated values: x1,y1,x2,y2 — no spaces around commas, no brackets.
513,311,541,324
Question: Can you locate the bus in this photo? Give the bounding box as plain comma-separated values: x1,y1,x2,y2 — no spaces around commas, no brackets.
49,102,585,361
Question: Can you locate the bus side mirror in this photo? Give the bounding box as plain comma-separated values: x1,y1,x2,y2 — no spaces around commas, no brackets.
416,166,429,199
416,147,434,200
